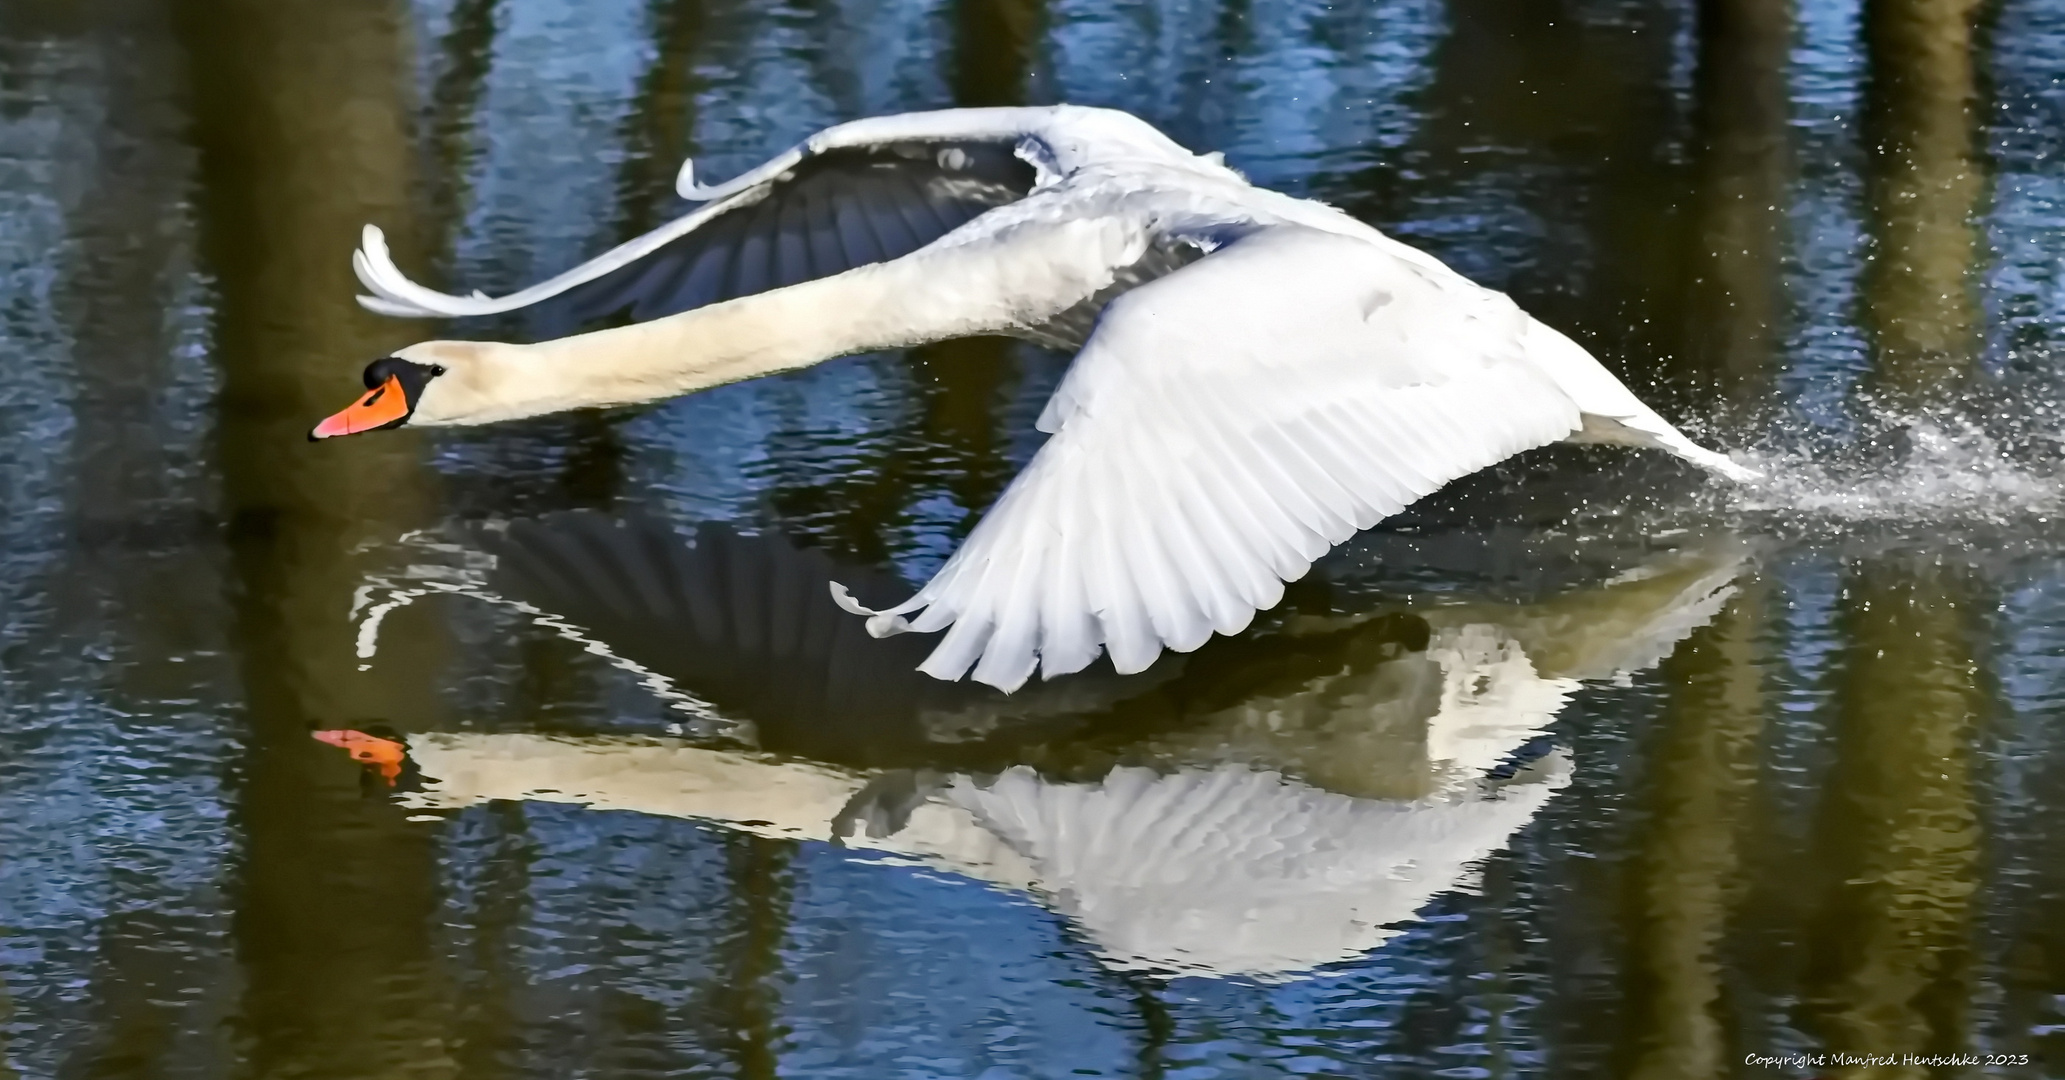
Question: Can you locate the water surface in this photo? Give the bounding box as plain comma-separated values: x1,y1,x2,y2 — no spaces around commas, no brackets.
2,0,2063,1075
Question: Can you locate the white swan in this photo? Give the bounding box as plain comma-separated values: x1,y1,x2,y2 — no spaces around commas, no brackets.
316,105,1756,691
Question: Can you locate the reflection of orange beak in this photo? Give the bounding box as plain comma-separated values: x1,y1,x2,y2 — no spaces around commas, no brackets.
312,729,408,785
309,375,410,440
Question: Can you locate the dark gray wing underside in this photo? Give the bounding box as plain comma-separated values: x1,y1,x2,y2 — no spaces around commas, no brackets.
533,142,1036,334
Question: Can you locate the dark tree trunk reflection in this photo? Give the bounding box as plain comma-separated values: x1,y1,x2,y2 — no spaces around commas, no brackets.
422,0,502,264
1625,583,1769,1078
615,0,707,242
176,0,456,1073
1860,0,1988,408
951,0,1043,108
1802,11,1996,1059
715,836,794,1079
1809,564,1986,1075
1683,0,1793,417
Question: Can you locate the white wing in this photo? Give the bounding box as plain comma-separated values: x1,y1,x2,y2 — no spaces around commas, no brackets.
836,226,1598,691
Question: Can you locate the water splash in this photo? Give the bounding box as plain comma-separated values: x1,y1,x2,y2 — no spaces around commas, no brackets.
1717,411,2064,528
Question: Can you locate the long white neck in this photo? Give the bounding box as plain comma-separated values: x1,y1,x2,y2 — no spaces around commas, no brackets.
409,217,1145,427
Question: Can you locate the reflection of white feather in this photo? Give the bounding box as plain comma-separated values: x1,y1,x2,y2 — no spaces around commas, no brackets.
1424,623,1580,789
1417,545,1745,785
946,760,1567,978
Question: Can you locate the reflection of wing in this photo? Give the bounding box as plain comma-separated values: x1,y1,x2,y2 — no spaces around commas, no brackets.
357,140,1035,333
949,760,1566,978
1421,543,1746,779
1424,541,1749,681
485,513,939,735
478,513,1177,764
1127,543,1748,798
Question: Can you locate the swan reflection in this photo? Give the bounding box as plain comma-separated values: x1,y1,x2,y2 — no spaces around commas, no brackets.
337,516,1744,978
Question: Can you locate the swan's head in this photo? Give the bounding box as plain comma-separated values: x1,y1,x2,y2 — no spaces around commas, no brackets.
308,353,450,440
312,340,569,436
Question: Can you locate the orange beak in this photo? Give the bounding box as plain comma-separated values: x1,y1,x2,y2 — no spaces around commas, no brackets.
310,375,410,440
312,729,408,785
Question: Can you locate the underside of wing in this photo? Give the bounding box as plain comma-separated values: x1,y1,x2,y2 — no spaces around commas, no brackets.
535,142,1036,333
835,226,1590,691
355,137,1036,330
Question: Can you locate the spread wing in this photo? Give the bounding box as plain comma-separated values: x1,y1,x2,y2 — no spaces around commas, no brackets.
352,112,1053,327
484,514,979,761
479,512,1181,764
836,226,1592,691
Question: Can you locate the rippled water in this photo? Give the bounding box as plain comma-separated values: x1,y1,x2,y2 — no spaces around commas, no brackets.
2,0,2063,1076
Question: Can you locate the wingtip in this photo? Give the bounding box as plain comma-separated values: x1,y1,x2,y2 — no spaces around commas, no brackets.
350,247,380,294
349,222,496,318
675,155,737,201
828,580,870,615
351,228,415,307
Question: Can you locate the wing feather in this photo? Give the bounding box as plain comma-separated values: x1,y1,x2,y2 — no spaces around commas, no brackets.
829,186,886,267
1036,477,1103,678
667,239,736,317
726,197,779,299
1093,465,1164,675
1127,431,1230,646
1115,432,1210,653
772,194,815,288
1296,407,1404,523
1156,465,1257,633
1163,382,1314,586
800,183,846,281
1152,368,1318,574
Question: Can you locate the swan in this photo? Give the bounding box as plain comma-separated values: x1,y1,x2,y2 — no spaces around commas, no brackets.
315,105,1757,692
324,534,1745,977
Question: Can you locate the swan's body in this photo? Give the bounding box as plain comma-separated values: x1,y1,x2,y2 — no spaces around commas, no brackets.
330,105,1755,691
